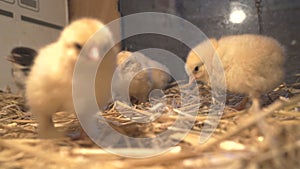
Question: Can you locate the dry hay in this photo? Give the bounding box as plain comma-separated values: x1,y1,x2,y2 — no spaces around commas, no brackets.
0,82,300,169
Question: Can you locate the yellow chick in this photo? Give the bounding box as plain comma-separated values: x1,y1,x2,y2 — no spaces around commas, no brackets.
26,18,115,138
185,34,285,112
113,51,171,104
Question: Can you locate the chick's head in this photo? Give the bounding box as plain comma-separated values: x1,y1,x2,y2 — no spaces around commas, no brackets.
58,18,107,62
116,51,132,65
185,38,218,84
7,47,37,66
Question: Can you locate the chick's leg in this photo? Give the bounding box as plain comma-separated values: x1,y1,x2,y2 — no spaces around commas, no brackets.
249,95,261,113
34,110,62,138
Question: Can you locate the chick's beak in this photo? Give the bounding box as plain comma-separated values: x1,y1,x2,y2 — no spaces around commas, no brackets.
6,55,16,63
188,75,196,85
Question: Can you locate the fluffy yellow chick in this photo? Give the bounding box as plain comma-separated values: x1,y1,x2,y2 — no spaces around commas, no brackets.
26,18,115,138
114,51,171,103
185,34,285,112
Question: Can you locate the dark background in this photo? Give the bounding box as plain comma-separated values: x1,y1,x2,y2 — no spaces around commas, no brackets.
119,0,300,84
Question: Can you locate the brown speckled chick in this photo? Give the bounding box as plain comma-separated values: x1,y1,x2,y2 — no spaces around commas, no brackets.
26,18,115,138
185,34,285,112
113,51,171,104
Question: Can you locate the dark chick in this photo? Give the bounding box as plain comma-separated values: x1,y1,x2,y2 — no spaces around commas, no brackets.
6,47,37,91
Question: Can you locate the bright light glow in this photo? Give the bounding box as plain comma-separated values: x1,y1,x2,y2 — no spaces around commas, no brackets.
229,9,246,24
219,141,245,151
257,136,264,142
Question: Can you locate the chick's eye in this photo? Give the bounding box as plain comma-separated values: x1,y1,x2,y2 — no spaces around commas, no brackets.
74,43,82,51
194,66,199,72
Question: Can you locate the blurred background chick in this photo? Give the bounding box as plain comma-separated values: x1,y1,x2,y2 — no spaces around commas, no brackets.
185,34,285,112
6,47,37,93
26,18,115,138
112,51,171,104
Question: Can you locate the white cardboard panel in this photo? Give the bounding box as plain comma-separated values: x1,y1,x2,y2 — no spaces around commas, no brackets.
0,0,68,90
